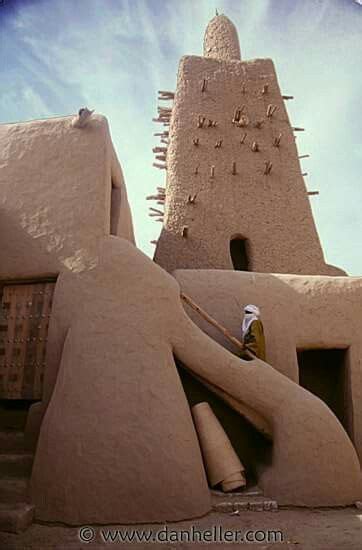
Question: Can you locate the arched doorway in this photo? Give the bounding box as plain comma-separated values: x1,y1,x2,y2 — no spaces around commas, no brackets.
230,237,249,271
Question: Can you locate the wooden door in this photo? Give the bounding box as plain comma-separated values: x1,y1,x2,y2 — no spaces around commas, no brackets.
0,282,55,399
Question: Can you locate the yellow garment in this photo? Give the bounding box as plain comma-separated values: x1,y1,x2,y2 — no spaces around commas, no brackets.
242,319,266,361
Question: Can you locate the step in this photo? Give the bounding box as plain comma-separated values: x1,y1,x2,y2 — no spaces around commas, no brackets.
212,496,278,513
211,486,278,513
0,478,30,504
0,430,26,453
0,502,34,533
0,453,33,478
211,484,263,499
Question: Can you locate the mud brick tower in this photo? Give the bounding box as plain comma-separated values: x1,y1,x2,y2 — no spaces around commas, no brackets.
154,14,345,276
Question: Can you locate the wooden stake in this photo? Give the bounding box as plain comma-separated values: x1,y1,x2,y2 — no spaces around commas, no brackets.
187,194,197,204
254,120,264,129
251,141,259,152
264,161,272,175
153,163,167,170
193,138,199,146
150,240,158,245
153,116,170,122
197,116,205,128
262,84,269,94
273,133,282,147
293,127,305,132
307,191,319,196
149,207,163,215
158,90,174,96
194,165,199,175
282,95,294,100
233,108,241,123
240,133,247,144
210,165,215,178
267,104,277,118
298,154,310,159
232,161,237,175
237,115,248,128
146,194,165,200
302,172,308,177
182,226,188,238
181,293,251,356
201,79,207,92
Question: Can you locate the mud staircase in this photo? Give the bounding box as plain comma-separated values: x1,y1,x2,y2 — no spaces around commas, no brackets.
0,402,35,533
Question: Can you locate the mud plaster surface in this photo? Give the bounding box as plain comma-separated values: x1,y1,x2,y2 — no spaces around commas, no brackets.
1,508,361,550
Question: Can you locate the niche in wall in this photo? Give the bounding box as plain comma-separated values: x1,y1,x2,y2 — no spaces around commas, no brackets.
230,237,249,271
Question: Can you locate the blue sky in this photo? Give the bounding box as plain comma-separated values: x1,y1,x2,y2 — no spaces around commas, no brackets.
1,0,361,274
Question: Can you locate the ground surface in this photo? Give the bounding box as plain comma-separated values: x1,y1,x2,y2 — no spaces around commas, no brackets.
0,507,361,550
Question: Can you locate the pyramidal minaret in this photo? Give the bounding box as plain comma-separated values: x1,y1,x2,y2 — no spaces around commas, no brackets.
152,14,345,276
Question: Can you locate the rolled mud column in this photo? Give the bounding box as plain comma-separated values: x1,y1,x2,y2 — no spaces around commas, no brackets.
192,402,246,492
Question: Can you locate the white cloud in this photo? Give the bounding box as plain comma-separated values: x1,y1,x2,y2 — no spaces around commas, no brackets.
2,0,362,274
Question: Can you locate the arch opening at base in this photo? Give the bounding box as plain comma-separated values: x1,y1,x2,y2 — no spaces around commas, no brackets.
230,236,250,271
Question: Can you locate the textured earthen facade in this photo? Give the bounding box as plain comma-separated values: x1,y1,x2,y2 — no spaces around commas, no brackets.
28,237,361,519
154,16,344,276
203,14,241,61
0,12,361,534
0,114,135,279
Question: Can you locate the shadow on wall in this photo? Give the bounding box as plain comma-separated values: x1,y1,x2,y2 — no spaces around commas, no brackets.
175,357,272,482
110,183,121,236
0,210,60,279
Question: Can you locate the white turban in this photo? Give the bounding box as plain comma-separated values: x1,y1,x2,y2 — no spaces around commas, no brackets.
241,304,260,339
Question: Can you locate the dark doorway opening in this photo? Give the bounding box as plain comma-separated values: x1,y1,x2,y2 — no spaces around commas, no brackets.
297,348,350,435
0,400,36,432
230,237,249,271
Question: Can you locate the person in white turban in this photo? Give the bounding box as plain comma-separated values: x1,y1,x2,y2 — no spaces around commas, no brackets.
240,304,266,361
